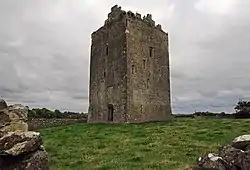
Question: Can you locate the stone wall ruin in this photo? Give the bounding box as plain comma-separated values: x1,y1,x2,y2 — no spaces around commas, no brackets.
0,99,49,170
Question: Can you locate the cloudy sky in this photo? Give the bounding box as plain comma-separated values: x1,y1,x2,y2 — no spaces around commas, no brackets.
0,0,250,114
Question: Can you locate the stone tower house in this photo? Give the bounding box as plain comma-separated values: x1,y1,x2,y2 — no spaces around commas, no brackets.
88,5,171,123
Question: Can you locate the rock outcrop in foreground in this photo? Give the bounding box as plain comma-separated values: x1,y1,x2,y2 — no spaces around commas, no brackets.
0,99,49,170
193,134,250,170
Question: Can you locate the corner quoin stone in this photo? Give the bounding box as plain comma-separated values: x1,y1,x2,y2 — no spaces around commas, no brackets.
88,5,172,123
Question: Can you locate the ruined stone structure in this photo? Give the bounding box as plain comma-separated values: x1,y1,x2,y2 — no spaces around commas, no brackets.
88,5,171,123
0,99,49,170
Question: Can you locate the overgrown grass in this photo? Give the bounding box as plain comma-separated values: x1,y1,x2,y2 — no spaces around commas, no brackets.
39,118,250,170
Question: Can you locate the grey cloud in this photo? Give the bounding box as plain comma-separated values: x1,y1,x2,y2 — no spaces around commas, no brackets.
167,0,250,113
0,0,250,114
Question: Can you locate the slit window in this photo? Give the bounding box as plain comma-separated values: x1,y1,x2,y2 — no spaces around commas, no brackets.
132,65,135,74
149,47,153,57
106,45,109,55
147,79,150,88
143,60,146,69
126,19,128,27
104,71,106,78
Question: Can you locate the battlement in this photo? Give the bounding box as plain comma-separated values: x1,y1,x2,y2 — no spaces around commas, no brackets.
104,5,163,31
111,4,121,11
92,5,166,39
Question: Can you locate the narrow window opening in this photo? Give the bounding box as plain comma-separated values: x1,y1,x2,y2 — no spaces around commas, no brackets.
143,60,146,69
125,19,128,27
106,45,109,55
104,71,106,78
131,65,135,74
108,104,114,121
149,47,153,57
147,79,150,88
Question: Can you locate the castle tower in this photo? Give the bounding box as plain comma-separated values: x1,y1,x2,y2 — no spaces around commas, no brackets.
88,5,171,123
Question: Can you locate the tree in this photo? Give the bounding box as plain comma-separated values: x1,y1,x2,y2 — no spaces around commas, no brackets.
54,109,62,118
234,100,250,112
234,100,250,118
28,109,37,118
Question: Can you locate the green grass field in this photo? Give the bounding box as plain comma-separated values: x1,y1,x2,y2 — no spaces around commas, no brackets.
39,118,250,170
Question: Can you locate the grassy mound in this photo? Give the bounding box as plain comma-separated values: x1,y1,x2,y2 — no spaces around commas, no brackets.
40,118,250,170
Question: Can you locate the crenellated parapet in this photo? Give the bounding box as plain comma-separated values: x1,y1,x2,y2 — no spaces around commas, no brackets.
136,13,141,19
143,14,155,27
111,4,121,11
92,5,166,40
104,5,126,26
104,5,163,31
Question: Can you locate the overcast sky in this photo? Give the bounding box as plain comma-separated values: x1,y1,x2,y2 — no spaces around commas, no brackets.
0,0,250,114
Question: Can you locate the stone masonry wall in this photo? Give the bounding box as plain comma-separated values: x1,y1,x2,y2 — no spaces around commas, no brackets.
28,118,86,130
88,6,128,123
126,12,171,122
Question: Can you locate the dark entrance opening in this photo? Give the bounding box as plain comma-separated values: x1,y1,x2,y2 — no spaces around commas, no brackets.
108,104,114,121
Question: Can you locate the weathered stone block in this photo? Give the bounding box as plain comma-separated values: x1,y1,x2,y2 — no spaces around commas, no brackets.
0,101,29,133
7,104,28,122
232,134,250,150
1,150,49,170
1,122,28,133
194,135,250,170
0,131,42,156
0,99,7,110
